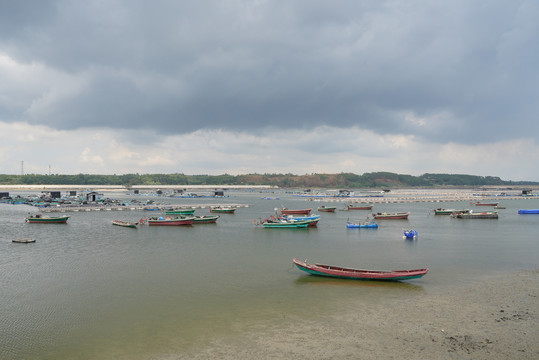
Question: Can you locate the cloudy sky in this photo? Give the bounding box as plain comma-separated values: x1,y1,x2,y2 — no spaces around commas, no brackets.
1,0,538,180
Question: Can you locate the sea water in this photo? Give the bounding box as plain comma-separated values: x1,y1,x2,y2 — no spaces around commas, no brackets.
0,190,538,359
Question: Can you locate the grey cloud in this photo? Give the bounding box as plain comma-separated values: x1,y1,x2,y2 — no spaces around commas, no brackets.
1,0,538,145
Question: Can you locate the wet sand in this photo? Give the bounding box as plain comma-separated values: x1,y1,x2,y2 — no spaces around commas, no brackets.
179,269,538,359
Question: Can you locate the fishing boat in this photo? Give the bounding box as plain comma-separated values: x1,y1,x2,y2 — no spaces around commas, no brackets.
147,216,195,226
475,202,498,206
346,204,373,210
373,212,410,220
292,258,428,281
209,206,237,214
193,215,219,224
453,211,498,219
403,229,418,239
346,221,378,229
112,220,138,228
165,208,196,215
25,214,70,223
317,205,337,212
518,209,539,214
280,208,312,215
261,218,310,228
434,208,469,215
280,214,320,221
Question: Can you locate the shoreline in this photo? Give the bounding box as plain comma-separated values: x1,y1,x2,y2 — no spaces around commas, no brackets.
178,269,538,359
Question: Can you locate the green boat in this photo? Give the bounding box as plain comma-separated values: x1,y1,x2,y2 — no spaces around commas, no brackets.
26,214,70,223
434,208,469,215
165,209,196,215
262,219,310,228
210,207,237,214
193,215,219,224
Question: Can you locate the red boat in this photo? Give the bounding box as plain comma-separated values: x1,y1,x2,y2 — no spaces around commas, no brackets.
347,204,373,210
147,216,194,226
280,208,312,215
292,258,428,281
373,212,410,220
475,202,498,206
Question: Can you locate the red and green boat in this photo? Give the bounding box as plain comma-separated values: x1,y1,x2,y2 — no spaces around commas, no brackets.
292,258,428,281
25,214,70,223
317,205,337,212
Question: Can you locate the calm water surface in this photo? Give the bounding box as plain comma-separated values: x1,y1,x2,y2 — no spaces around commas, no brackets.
1,191,538,359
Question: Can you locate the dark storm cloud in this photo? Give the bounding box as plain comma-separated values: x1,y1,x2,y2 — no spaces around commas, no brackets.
1,0,538,144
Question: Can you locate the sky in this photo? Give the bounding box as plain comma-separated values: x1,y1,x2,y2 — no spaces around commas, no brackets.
1,0,538,181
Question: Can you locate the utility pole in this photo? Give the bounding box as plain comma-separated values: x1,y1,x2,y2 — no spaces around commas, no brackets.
21,161,24,175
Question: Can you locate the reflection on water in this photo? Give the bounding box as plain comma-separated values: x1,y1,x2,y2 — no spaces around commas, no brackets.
1,193,538,359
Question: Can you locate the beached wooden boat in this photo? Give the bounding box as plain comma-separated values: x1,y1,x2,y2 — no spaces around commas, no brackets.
373,212,410,220
147,216,194,226
193,215,219,224
347,204,373,210
262,219,310,228
292,258,428,281
209,206,236,214
280,208,312,215
518,209,539,214
165,208,196,215
12,238,36,243
434,208,469,215
346,221,378,229
453,211,498,219
403,229,418,239
475,202,498,206
317,205,337,212
25,214,70,223
112,220,138,228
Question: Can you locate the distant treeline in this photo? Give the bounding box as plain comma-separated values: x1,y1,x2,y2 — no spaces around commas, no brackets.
0,172,537,188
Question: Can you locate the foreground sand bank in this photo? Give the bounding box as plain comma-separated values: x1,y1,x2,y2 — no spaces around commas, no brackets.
180,269,538,359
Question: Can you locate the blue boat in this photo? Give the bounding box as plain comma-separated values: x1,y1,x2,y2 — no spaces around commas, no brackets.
281,214,320,222
404,230,418,239
518,209,539,214
346,221,378,229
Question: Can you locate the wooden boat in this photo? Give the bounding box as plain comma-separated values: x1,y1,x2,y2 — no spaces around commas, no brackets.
292,258,428,281
209,206,236,214
403,230,418,239
165,208,195,215
147,216,195,226
346,204,373,210
112,220,138,228
346,221,378,229
262,218,310,228
12,238,36,243
317,205,337,212
25,214,70,223
475,202,498,206
453,211,498,219
280,214,320,227
280,208,312,215
518,209,539,214
373,212,410,220
193,215,219,224
434,208,469,215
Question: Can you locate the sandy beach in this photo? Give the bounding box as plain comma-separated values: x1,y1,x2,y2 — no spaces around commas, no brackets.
177,269,538,359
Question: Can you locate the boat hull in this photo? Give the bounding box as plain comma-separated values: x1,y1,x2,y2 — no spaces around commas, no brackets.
193,215,219,224
147,217,194,226
165,209,195,215
210,208,236,214
26,216,70,223
347,205,373,210
293,259,428,281
346,222,378,228
318,206,336,212
112,220,138,228
280,208,312,215
263,220,310,228
373,212,410,220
